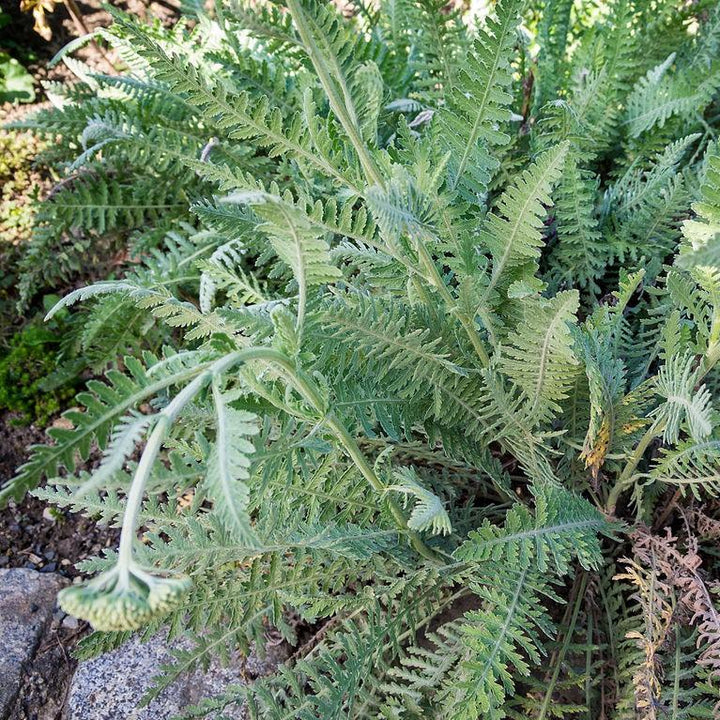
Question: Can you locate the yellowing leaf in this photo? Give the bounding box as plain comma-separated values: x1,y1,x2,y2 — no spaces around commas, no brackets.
20,0,58,41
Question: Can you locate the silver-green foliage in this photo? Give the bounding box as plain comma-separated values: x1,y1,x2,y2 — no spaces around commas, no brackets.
7,0,720,717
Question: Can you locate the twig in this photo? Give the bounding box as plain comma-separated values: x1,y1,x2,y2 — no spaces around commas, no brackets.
653,489,681,532
288,615,343,662
62,0,116,73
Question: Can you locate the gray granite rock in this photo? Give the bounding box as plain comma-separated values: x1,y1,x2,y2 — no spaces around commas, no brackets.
66,632,288,720
0,568,65,718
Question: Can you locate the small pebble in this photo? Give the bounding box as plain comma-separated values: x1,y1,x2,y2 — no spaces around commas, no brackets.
62,615,79,630
42,507,57,522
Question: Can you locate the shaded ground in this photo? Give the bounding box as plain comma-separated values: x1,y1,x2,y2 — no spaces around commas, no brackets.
0,411,120,580
2,0,181,87
0,0,179,578
0,485,120,578
0,6,179,716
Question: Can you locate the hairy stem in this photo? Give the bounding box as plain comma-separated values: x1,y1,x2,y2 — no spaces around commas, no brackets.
117,377,207,570
414,232,491,367
269,356,442,562
605,421,662,514
116,348,295,571
286,0,386,189
118,347,440,571
326,414,442,562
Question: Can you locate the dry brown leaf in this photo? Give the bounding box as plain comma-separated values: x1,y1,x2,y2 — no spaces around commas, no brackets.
19,0,59,41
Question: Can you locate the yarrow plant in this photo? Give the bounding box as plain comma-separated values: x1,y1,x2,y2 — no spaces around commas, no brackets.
5,0,720,717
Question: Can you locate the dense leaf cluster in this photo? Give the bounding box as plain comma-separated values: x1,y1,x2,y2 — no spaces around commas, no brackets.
5,0,720,717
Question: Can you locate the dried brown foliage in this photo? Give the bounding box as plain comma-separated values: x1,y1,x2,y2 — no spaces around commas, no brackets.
618,525,720,715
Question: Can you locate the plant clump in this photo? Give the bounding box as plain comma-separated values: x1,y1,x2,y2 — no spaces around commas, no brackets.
4,0,720,717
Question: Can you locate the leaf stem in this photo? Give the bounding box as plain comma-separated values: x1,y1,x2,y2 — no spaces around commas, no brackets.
326,415,442,562
537,572,587,720
116,349,296,571
118,347,441,572
605,421,662,514
117,380,205,569
286,0,386,189
606,338,719,514
268,357,442,562
414,232,491,367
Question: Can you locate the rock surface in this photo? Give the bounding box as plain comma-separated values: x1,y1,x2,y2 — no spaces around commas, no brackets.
66,632,288,720
0,568,65,718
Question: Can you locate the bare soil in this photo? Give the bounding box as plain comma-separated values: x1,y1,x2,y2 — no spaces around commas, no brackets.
0,0,179,578
0,6,179,716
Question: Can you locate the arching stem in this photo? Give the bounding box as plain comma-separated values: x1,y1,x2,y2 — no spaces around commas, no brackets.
116,348,441,576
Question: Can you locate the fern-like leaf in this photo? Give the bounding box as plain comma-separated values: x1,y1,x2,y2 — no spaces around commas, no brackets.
388,466,452,536
651,352,714,444
204,380,260,545
481,143,569,302
437,0,522,199
454,484,610,574
649,440,720,498
499,290,581,422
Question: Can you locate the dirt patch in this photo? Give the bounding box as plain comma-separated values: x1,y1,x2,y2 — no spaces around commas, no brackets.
0,410,119,579
0,487,120,580
0,412,46,483
1,0,182,91
0,1,184,581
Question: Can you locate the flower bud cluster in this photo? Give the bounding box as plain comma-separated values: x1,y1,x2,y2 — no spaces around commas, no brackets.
59,564,191,631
